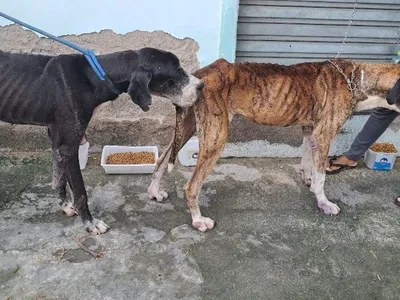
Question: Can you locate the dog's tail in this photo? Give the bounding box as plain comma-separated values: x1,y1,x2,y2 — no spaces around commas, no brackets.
167,105,196,172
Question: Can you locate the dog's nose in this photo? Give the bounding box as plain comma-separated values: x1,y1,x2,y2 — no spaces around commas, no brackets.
197,81,204,91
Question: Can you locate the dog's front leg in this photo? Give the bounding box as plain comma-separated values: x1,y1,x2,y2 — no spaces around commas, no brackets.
58,143,109,234
184,106,228,232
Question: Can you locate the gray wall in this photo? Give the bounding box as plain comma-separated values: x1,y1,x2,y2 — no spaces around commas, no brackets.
236,0,400,64
225,0,400,158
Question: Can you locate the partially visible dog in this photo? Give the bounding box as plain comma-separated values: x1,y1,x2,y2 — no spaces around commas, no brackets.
0,47,204,234
148,58,400,231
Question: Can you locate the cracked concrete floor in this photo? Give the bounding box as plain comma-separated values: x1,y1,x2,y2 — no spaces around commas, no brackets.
0,152,400,300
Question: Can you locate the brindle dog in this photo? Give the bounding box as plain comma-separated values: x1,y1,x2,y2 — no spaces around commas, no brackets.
148,58,400,231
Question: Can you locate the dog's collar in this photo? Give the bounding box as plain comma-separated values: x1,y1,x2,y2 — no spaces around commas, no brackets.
328,59,357,92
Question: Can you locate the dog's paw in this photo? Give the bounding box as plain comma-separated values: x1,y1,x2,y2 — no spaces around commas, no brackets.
318,200,340,215
148,189,169,202
300,169,312,187
85,219,110,235
60,202,77,217
192,216,215,232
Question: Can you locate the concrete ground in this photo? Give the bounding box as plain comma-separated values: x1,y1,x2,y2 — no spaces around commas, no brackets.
0,152,400,300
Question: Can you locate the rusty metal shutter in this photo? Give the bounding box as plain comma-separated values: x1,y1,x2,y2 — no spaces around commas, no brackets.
236,0,400,65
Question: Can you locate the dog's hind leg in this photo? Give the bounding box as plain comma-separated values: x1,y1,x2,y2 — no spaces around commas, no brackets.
300,126,314,187
48,126,76,216
310,121,343,215
184,107,228,232
147,139,173,202
54,125,109,235
147,106,196,201
52,150,76,216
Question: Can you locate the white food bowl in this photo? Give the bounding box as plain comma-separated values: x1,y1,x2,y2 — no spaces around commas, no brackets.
101,145,158,174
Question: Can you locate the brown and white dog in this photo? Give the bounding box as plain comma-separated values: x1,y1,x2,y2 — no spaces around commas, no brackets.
147,58,400,232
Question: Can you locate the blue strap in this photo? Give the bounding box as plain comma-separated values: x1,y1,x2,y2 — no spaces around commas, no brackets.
0,12,120,95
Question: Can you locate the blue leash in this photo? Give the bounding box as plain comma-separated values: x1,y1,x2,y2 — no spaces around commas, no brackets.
0,12,120,95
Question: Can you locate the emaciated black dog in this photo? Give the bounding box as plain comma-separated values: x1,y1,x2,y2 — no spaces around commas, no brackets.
0,47,204,234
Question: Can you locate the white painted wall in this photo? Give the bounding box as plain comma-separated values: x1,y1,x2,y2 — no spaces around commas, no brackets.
0,0,222,66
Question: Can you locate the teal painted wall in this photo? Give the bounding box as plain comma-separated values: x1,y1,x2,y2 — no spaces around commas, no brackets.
0,0,226,67
219,0,239,62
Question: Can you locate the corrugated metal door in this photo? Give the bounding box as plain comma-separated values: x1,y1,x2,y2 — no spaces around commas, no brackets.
236,0,400,65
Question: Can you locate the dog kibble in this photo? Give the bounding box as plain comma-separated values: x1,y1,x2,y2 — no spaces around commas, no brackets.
370,142,397,153
107,152,155,164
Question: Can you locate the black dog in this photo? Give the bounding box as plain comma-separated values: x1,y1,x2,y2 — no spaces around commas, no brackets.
0,47,204,234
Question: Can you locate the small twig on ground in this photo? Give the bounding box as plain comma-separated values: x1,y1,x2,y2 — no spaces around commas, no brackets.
57,248,70,261
13,183,31,197
370,250,377,260
39,239,52,248
73,235,106,258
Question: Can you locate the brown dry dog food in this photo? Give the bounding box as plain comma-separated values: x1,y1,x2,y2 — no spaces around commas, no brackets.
107,152,155,165
370,142,397,153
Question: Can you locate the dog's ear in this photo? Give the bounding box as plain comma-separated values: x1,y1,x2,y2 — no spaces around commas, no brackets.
127,68,152,112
